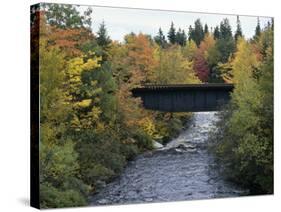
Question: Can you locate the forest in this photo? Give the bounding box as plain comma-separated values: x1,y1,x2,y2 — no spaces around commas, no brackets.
31,4,273,208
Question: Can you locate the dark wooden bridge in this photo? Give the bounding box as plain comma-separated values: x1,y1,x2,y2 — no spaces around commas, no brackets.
132,84,234,112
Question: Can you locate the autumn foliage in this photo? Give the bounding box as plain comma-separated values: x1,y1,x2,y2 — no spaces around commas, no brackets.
32,3,273,208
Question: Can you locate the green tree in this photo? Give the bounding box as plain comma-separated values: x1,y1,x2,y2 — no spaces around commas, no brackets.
204,24,209,34
254,17,261,40
154,28,167,48
220,18,233,39
175,28,187,46
188,19,204,46
210,32,273,194
168,22,176,44
215,19,235,63
234,16,243,42
42,3,92,29
96,21,111,48
213,26,220,39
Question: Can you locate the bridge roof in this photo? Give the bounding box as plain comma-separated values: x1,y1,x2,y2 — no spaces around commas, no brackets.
132,83,234,92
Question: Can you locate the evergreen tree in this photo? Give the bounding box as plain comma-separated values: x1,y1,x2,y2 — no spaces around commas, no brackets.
188,25,194,40
96,21,111,48
175,28,182,45
154,27,167,48
271,17,274,31
234,16,243,41
181,29,187,46
175,28,187,46
204,24,209,34
215,18,235,63
214,26,220,39
189,19,205,46
254,17,261,40
220,18,233,39
96,21,112,62
167,22,176,44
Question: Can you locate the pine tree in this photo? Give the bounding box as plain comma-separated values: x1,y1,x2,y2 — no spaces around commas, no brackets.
154,27,167,48
188,25,194,41
271,17,274,31
181,30,187,46
189,19,205,46
96,21,111,48
215,18,235,63
168,22,176,44
175,28,182,45
234,16,243,41
214,26,220,39
204,24,209,34
254,17,261,40
175,28,187,46
220,18,233,39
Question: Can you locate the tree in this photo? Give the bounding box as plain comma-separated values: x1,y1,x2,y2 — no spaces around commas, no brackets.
216,58,233,83
254,17,261,40
204,24,209,34
42,3,92,29
220,18,233,39
96,21,111,48
153,46,199,84
194,50,210,82
256,22,273,59
216,39,235,63
210,34,273,193
201,34,223,82
205,35,220,67
193,33,218,82
213,26,220,39
167,22,176,44
39,40,89,208
124,33,157,84
47,27,94,57
41,5,94,58
182,40,197,61
232,38,259,83
188,19,204,46
214,18,235,63
175,28,187,46
188,25,194,41
234,16,243,41
154,28,167,48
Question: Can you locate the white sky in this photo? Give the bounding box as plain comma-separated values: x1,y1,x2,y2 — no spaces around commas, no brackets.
79,5,272,42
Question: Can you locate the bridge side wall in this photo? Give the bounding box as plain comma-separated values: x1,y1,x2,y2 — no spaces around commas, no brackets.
134,89,231,112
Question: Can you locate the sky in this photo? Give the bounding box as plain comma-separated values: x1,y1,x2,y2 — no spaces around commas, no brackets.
79,5,272,42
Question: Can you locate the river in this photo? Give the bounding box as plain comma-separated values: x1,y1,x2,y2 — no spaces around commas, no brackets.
90,112,248,206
